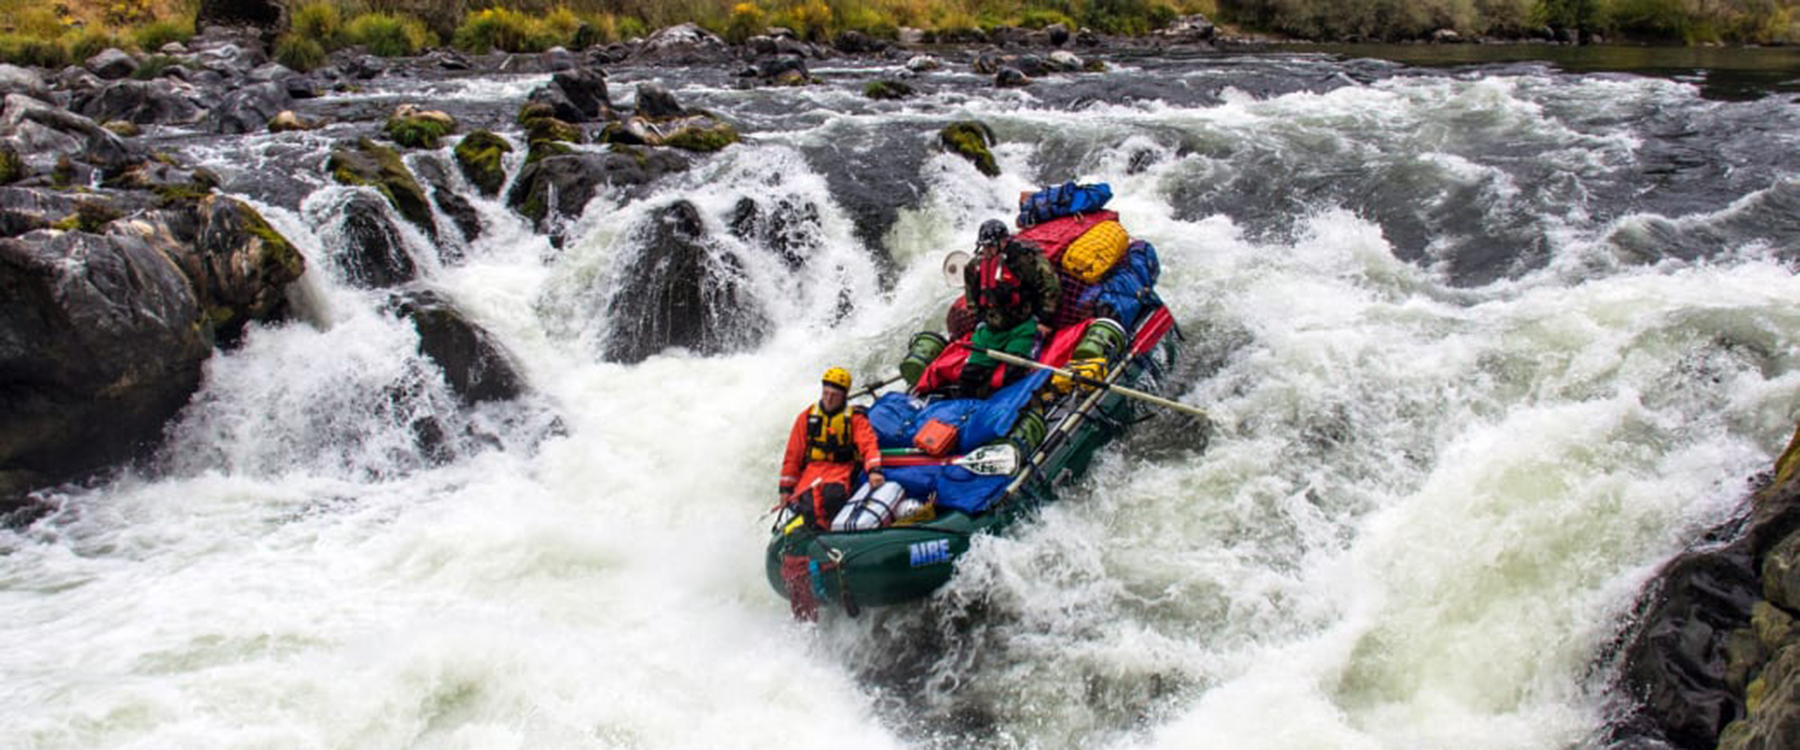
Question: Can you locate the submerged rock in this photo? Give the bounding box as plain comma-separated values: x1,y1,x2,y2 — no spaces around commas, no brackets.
506,147,690,242
412,155,481,248
600,199,765,364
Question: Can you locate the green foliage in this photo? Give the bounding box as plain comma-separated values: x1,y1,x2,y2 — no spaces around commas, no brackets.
454,7,563,53
132,54,181,79
723,2,765,42
344,12,436,56
132,20,193,51
274,34,326,71
291,2,344,48
1018,8,1077,28
56,201,122,233
1607,0,1691,40
0,34,70,68
64,29,122,62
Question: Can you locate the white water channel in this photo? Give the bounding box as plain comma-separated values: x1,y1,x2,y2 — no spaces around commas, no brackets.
2,57,1797,750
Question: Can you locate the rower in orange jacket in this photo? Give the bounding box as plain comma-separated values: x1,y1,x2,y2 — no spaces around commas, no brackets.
779,367,884,529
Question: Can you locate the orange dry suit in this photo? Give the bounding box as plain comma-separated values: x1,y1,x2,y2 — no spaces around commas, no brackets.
780,401,882,528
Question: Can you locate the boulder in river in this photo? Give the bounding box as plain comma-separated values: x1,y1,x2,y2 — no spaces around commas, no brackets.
210,80,293,135
506,146,690,244
390,290,525,405
526,67,612,123
334,192,417,288
0,229,207,509
411,155,481,249
72,79,207,127
452,130,512,198
940,120,999,177
600,199,766,364
327,137,438,240
384,103,457,149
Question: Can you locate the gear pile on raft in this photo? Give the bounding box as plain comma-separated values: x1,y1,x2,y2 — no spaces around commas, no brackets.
768,183,1191,620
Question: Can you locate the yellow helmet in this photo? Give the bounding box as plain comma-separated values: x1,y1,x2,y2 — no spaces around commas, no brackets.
821,366,852,391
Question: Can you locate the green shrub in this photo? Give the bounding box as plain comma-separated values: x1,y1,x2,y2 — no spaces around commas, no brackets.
1607,0,1691,40
274,34,327,71
723,2,764,43
64,29,122,62
133,19,193,51
453,7,559,53
617,15,650,40
345,12,436,57
291,2,344,48
0,34,70,68
1019,9,1078,29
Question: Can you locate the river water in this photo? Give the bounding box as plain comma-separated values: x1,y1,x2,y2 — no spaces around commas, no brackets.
3,44,1799,750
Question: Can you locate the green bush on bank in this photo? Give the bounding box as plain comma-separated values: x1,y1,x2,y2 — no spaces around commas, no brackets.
344,12,437,56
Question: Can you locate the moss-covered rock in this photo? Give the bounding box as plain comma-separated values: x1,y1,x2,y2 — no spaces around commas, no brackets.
385,104,457,149
864,80,915,100
940,120,999,177
524,115,582,146
661,118,740,153
452,131,512,197
326,137,437,239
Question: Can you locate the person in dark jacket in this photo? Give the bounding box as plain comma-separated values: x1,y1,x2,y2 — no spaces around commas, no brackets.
958,219,1060,398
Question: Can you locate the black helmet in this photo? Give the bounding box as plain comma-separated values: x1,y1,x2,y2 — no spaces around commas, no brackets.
977,219,1009,248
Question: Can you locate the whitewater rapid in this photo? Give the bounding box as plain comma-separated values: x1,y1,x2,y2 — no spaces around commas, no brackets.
3,52,1798,750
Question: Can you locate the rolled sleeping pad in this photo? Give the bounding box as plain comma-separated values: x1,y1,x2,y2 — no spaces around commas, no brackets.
1071,317,1126,362
899,331,949,387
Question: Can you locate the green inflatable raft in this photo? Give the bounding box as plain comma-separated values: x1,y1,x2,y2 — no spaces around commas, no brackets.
765,305,1183,618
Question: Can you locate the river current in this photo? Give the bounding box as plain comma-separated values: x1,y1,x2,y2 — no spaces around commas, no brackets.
3,46,1799,750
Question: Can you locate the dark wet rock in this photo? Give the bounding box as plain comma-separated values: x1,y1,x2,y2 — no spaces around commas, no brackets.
833,30,884,54
196,0,287,37
72,79,206,127
630,23,731,65
1611,430,1800,750
941,120,999,177
527,66,612,123
427,48,471,71
634,82,686,119
864,80,915,100
996,66,1031,88
988,26,1031,47
335,192,417,288
152,195,305,344
326,137,437,239
1045,23,1072,46
600,199,765,364
211,81,293,135
391,290,524,405
1768,532,1800,612
972,51,1002,75
739,54,811,86
506,147,690,243
1076,27,1102,46
412,156,480,248
0,228,208,508
728,195,821,269
190,33,271,78
544,47,577,71
85,48,138,80
0,187,79,237
453,130,512,197
0,65,51,103
1,93,147,175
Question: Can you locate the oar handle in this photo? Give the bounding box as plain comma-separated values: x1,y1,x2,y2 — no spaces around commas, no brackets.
848,374,904,402
977,348,1209,420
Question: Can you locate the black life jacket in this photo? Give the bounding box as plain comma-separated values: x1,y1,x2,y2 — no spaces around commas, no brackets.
806,403,856,463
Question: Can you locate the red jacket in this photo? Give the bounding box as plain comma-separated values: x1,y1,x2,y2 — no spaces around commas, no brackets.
779,403,881,495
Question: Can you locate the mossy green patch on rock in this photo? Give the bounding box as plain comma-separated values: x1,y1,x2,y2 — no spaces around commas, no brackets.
53,201,122,233
517,101,556,126
452,130,513,197
326,137,437,238
525,140,574,166
524,116,581,145
237,201,305,285
662,121,739,153
864,80,915,100
940,120,999,177
385,113,456,149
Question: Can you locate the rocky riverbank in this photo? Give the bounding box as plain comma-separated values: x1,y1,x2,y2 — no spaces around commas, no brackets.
1609,427,1800,750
